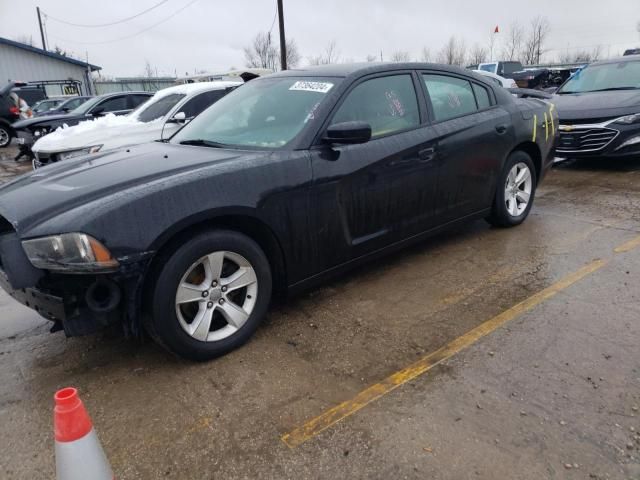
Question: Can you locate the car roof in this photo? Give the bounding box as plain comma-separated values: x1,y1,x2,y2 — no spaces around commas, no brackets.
269,62,474,79
589,55,640,66
152,81,243,98
96,91,153,99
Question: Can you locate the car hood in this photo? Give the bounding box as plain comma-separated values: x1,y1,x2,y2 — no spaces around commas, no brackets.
552,90,640,121
0,142,259,235
33,116,164,153
12,113,85,130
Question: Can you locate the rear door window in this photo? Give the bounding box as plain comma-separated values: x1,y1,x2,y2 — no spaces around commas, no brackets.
422,74,477,121
332,74,420,138
472,83,492,109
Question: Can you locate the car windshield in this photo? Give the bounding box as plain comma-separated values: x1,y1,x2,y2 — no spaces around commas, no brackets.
132,93,186,123
33,99,61,112
171,76,341,149
69,96,103,115
558,60,640,93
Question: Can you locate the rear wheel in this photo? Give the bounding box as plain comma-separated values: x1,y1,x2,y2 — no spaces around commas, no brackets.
146,230,272,361
486,151,537,227
0,125,12,148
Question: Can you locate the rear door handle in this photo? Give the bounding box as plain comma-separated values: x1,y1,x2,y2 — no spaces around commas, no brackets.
418,147,436,162
495,124,508,134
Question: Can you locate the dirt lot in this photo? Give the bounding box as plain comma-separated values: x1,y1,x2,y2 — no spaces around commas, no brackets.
0,146,639,479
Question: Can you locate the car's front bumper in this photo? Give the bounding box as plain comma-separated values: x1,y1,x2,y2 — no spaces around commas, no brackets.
556,121,640,158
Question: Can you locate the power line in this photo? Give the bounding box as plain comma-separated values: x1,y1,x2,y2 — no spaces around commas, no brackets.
47,0,199,45
44,0,172,28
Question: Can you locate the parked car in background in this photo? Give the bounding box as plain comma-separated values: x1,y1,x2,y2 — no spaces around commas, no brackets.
0,63,557,360
12,91,153,159
33,96,93,117
473,70,517,88
478,61,550,89
0,81,47,147
624,48,640,56
552,55,640,158
31,97,67,115
32,82,240,169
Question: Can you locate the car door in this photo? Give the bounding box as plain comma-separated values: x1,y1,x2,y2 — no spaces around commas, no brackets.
308,72,439,273
161,89,229,139
420,72,514,223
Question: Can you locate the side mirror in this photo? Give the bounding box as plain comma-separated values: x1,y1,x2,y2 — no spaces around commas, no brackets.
91,107,105,116
168,111,187,123
323,121,372,145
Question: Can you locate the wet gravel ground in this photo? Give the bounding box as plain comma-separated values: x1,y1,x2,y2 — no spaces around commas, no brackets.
0,155,639,479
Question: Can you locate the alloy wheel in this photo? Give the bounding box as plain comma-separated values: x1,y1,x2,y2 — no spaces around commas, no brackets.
0,128,9,147
504,162,532,217
174,251,258,342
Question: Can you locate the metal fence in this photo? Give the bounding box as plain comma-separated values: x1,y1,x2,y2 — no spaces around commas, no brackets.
93,77,177,95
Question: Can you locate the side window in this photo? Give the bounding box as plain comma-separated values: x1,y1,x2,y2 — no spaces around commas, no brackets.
472,83,491,109
422,74,477,121
178,90,227,119
332,74,420,138
95,96,127,113
131,95,151,109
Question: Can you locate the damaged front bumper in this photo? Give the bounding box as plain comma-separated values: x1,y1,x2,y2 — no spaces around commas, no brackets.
0,231,152,337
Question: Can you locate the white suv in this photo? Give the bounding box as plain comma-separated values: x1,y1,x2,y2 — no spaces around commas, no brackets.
32,81,242,169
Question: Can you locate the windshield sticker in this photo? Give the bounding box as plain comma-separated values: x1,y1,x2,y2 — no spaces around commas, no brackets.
289,81,334,93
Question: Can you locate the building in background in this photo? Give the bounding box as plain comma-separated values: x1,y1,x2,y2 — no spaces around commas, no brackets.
0,36,100,97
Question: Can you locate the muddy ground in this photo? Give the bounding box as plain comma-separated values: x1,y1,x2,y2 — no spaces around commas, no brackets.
0,145,639,479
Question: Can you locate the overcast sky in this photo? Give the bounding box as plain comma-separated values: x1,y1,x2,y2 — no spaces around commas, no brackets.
0,0,638,77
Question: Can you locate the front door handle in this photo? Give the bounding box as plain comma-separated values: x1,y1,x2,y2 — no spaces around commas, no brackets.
418,147,436,162
495,124,508,134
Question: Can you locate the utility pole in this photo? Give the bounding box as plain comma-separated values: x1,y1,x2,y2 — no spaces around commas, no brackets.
277,0,287,70
37,7,47,51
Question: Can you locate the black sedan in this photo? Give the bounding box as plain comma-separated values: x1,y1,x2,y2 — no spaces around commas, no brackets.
33,95,93,117
12,91,152,157
553,55,640,158
0,63,557,360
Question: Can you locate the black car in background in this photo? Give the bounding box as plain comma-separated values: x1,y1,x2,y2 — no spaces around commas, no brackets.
553,55,640,158
0,63,557,360
12,91,153,155
0,82,48,148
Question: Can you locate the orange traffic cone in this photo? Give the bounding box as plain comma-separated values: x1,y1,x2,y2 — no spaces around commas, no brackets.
54,387,114,480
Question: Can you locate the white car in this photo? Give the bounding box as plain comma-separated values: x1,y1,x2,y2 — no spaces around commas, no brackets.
473,70,517,89
32,81,242,169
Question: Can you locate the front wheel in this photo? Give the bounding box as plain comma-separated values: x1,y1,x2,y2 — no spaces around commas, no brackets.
145,230,272,361
486,151,537,227
0,125,12,148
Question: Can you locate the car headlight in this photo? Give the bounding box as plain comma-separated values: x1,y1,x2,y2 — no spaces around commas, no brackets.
22,233,119,272
613,113,640,125
58,145,102,161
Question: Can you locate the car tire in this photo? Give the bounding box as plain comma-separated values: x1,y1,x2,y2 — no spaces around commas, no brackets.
0,125,12,148
486,150,537,228
145,230,272,361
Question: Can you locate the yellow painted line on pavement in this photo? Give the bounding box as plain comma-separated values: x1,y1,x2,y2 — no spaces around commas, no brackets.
281,259,606,448
614,234,640,253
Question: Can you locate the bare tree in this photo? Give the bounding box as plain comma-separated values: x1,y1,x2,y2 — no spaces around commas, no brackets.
420,47,431,62
54,45,68,57
365,54,378,62
13,35,35,46
143,60,155,78
521,16,550,65
284,38,301,68
558,45,603,64
390,50,411,62
308,40,340,65
502,22,524,61
469,43,488,65
437,36,467,66
244,32,279,70
244,32,298,70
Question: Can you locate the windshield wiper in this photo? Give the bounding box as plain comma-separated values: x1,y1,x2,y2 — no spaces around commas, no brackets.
585,87,639,93
178,139,228,148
